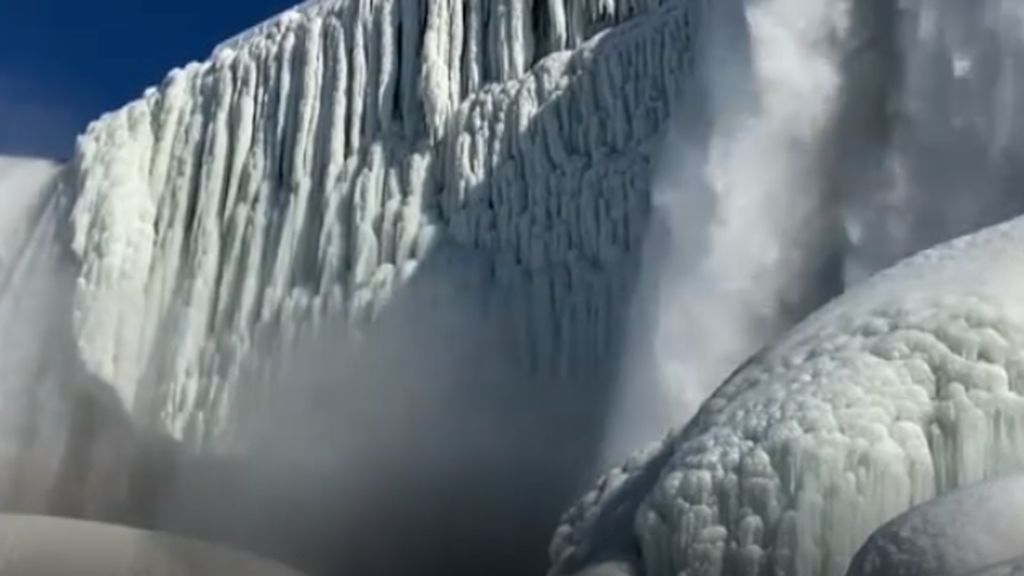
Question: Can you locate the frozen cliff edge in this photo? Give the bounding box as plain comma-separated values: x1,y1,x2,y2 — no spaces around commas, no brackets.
551,215,1024,576
65,0,698,444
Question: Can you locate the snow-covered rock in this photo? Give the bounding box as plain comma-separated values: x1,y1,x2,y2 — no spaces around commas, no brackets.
846,474,1024,576
551,216,1024,576
64,0,700,444
0,515,304,575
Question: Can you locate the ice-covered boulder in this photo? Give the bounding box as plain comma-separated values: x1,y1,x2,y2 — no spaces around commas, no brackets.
552,216,1024,576
846,474,1024,576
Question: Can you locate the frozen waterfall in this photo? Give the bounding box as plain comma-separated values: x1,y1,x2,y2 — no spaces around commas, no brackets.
4,0,1024,575
0,2,701,575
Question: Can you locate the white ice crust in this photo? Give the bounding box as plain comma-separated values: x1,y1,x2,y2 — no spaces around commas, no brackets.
65,0,696,443
552,216,1024,576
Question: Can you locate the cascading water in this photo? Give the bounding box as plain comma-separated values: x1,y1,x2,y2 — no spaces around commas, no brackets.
605,0,852,461
841,0,1024,283
606,0,1024,463
551,2,1024,572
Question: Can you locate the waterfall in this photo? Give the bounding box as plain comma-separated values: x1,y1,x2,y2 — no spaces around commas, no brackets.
607,0,1024,464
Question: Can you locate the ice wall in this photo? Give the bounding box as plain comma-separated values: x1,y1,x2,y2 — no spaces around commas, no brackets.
66,0,698,444
0,2,725,574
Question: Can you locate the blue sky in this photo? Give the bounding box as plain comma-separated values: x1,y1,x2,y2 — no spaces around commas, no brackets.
0,0,298,159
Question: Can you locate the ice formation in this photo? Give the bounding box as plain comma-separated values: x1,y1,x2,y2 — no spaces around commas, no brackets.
551,216,1024,576
847,474,1024,576
64,0,696,444
0,515,304,575
0,1,707,573
6,0,1024,574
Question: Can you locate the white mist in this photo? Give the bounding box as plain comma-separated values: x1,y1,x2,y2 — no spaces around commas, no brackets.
604,0,853,461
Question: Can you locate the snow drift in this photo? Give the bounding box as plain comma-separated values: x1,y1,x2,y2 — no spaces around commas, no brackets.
0,515,303,575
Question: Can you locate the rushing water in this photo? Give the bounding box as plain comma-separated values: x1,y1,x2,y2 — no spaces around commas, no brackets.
607,0,1024,462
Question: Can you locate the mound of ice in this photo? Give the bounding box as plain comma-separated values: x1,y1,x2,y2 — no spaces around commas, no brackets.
0,515,304,575
552,216,1024,576
846,474,1024,576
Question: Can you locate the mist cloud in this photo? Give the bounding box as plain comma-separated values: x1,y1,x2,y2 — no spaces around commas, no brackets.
0,75,82,160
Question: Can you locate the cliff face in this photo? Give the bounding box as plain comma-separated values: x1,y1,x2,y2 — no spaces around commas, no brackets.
65,0,697,445
0,2,705,575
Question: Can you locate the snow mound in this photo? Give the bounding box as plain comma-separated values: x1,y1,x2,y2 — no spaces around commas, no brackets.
847,474,1024,576
0,515,304,575
552,216,1024,576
